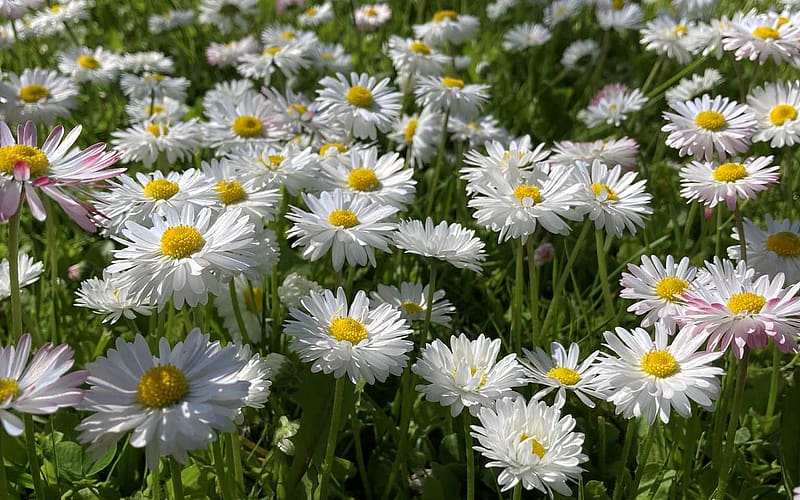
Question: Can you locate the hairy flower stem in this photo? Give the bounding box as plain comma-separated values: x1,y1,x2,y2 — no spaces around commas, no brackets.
525,239,540,349
541,222,592,335
0,429,10,500
170,457,184,499
212,438,233,500
595,230,615,316
463,412,475,500
45,201,60,345
765,345,781,419
716,350,750,499
512,240,524,353
422,264,437,344
7,208,23,341
229,280,249,343
612,419,636,500
25,415,44,499
319,376,346,500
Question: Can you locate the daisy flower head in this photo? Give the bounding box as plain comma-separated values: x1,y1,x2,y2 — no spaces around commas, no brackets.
596,0,643,32
148,9,195,34
215,274,268,343
551,137,639,170
119,72,189,102
57,46,119,84
561,39,599,70
413,9,479,46
0,68,78,123
728,215,800,283
0,121,124,231
198,0,257,34
596,324,724,424
747,80,800,148
76,330,249,469
393,217,487,272
1,0,45,20
521,342,604,409
487,0,518,20
448,114,509,148
620,254,699,328
662,94,757,161
261,86,325,138
204,91,283,153
107,205,257,310
125,97,187,124
354,4,392,32
278,272,323,308
235,43,311,86
316,72,401,140
678,155,779,210
201,158,281,221
298,3,334,27
545,0,582,27
414,75,490,119
666,69,725,104
679,258,800,358
74,272,155,324
110,119,203,167
412,333,526,417
203,80,255,111
722,10,800,65
471,396,587,495
310,43,353,74
116,51,175,74
370,282,455,326
461,135,551,192
286,189,398,271
0,252,43,301
225,142,317,195
26,0,89,37
388,109,441,168
640,16,695,64
284,288,414,384
578,83,648,128
673,0,718,18
386,36,449,77
502,23,552,51
206,37,260,68
0,333,87,436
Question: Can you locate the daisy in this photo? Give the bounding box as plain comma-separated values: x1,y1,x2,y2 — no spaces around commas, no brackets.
202,79,255,111
286,190,397,271
551,137,639,170
205,37,260,68
119,72,189,101
640,16,695,64
596,324,724,424
0,333,86,436
284,288,414,384
666,69,725,104
197,0,257,34
471,396,587,495
448,115,509,148
413,334,526,416
115,51,175,74
662,94,757,161
224,142,317,195
461,135,551,192
76,330,249,469
413,10,480,46
544,0,582,26
722,10,800,65
230,345,272,419
110,119,203,167
596,1,642,32
487,0,518,20
56,46,119,84
521,342,604,409
561,39,599,70
502,23,552,51
578,84,648,128
74,272,155,324
261,86,326,138
235,44,311,85
728,215,800,283
393,217,487,272
316,72,401,140
0,68,78,123
310,43,353,74
298,3,334,27
388,109,441,168
620,254,699,329
1,0,44,19
370,282,455,326
107,205,257,310
678,155,780,210
202,159,281,221
747,80,800,148
386,36,449,77
124,97,187,124
685,17,732,59
204,91,283,153
354,4,392,32
414,75,490,119
0,253,43,301
679,258,800,358
278,273,323,308
148,9,195,33
26,0,88,36
0,121,124,231
215,274,268,343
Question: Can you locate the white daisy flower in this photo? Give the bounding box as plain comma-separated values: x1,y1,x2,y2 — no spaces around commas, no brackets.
578,83,648,128
198,0,257,34
662,94,757,161
388,109,441,168
728,215,800,284
678,155,779,210
521,342,604,409
230,344,272,417
370,282,455,326
0,252,43,301
666,69,724,104
115,51,175,74
201,159,281,222
235,44,311,85
284,288,414,384
354,4,392,32
0,67,78,123
74,272,155,324
0,333,86,436
206,37,260,68
544,0,582,26
119,72,189,102
413,10,479,46
215,274,268,343
310,43,353,74
26,0,88,36
448,114,509,148
76,330,249,469
262,86,326,138
502,23,552,51
224,142,317,195
298,3,334,27
124,97,187,124
561,39,599,70
386,36,449,77
620,255,699,329
640,16,695,64
414,75,490,119
596,2,642,32
316,72,401,140
56,46,119,84
260,24,317,51
487,0,518,20
286,189,398,271
461,135,551,193
148,9,195,33
413,333,526,416
747,80,800,148
722,10,800,65
202,80,255,113
204,91,283,153
685,17,732,59
393,217,487,272
278,272,323,309
551,137,639,170
471,396,588,495
110,119,203,167
596,324,724,424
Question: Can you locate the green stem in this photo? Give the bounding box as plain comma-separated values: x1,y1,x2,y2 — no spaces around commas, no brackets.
463,412,475,500
422,264,437,344
681,202,699,252
512,483,522,500
765,345,782,419
212,438,233,500
352,411,372,500
681,412,700,498
525,239,540,349
0,429,10,500
425,109,450,216
595,230,615,316
640,56,664,95
228,280,249,343
631,422,657,497
170,457,184,500
229,433,244,496
270,269,281,353
733,205,748,263
716,350,750,499
152,460,161,500
712,353,736,466
541,222,592,335
383,371,414,500
714,206,723,257
7,208,23,341
646,56,707,99
512,239,524,353
319,376,346,500
612,419,636,500
45,202,59,345
24,415,44,500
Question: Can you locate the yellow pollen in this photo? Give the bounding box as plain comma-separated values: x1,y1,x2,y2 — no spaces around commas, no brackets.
143,179,179,200
243,286,263,314
144,73,165,82
320,143,346,155
347,168,381,192
520,433,546,459
0,378,20,402
641,350,679,378
612,0,625,8
18,84,49,103
146,104,166,115
215,180,247,205
146,123,168,137
50,5,61,12
321,52,334,60
409,41,431,54
694,110,727,131
466,122,480,130
769,104,797,126
546,367,581,386
346,86,374,108
674,25,688,36
328,209,359,228
712,163,747,182
765,231,800,257
727,292,766,315
513,184,542,204
0,144,50,177
232,115,263,138
655,276,690,302
136,365,189,408
77,54,101,69
305,7,318,16
364,7,378,16
400,302,424,314
433,9,458,22
591,183,618,201
777,16,790,28
160,225,205,259
404,119,418,144
289,103,307,115
329,317,368,344
263,154,284,170
753,26,780,40
264,46,281,55
280,31,296,39
442,77,465,89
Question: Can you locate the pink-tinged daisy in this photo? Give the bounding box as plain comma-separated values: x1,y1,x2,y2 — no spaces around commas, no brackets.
678,258,800,358
662,94,756,161
0,121,124,231
747,80,800,148
678,155,779,210
578,83,648,128
551,137,639,170
728,215,800,284
722,10,800,65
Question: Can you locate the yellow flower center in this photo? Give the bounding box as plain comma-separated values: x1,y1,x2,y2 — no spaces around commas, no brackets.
765,231,800,257
258,154,284,171
400,302,424,314
305,7,318,15
404,119,418,144
591,183,618,201
727,292,766,315
289,103,307,115
433,9,458,22
777,16,790,28
329,317,368,344
0,144,50,177
50,4,61,12
18,84,49,103
136,365,189,408
655,276,690,302
520,433,546,459
347,168,381,192
215,180,247,205
77,54,101,69
546,367,581,386
769,104,797,126
712,163,747,182
328,209,360,228
364,7,378,16
410,41,431,54
144,73,165,82
442,77,465,89
0,378,20,402
264,46,281,55
280,31,296,39
673,25,688,36
232,115,263,138
513,184,542,204
753,26,780,40
243,286,263,314
346,86,374,108
146,104,166,115
321,52,334,60
320,143,346,155
641,350,679,378
694,110,727,131
160,225,205,259
146,123,168,137
143,179,179,200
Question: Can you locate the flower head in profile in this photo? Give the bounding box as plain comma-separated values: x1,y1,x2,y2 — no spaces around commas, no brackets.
74,272,155,324
393,217,487,272
370,282,455,326
0,253,43,301
413,9,479,46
